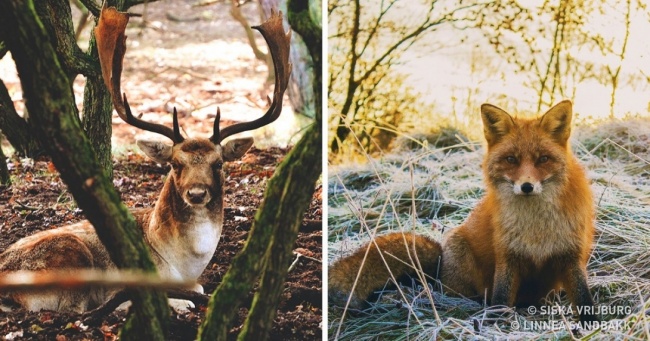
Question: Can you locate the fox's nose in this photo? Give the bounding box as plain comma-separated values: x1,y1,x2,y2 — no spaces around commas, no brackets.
187,188,208,204
521,182,534,194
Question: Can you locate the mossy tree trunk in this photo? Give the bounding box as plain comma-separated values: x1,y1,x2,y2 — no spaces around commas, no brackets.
0,1,169,340
82,30,114,175
0,0,126,174
240,1,322,339
196,0,322,339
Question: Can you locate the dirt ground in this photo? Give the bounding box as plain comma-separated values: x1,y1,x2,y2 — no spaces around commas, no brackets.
0,0,321,339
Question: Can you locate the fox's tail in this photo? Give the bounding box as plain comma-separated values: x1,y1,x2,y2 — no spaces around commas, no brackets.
329,232,442,309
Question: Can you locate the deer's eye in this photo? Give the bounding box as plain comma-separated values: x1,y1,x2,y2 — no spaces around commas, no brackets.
506,156,517,164
214,162,223,171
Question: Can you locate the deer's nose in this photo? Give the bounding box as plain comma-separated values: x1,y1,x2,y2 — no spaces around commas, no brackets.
186,188,208,204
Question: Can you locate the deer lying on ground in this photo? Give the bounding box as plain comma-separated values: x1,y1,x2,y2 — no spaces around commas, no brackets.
0,7,290,313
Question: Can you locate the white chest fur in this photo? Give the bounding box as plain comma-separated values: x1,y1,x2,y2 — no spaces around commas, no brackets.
499,196,580,267
151,215,222,281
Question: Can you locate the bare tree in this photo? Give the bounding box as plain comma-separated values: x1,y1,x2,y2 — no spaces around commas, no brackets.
328,0,482,155
598,0,632,118
477,0,640,115
476,1,591,110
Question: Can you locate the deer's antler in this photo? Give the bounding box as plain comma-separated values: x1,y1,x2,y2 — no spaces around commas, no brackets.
210,11,292,144
95,5,184,143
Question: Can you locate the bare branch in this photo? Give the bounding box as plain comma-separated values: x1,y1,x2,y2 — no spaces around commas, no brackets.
0,270,195,291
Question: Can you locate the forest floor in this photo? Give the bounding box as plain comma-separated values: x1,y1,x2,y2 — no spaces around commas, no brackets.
1,0,321,340
0,147,322,340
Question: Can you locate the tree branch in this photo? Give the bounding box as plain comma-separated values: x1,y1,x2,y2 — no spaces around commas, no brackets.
34,0,99,77
230,0,269,62
78,0,101,17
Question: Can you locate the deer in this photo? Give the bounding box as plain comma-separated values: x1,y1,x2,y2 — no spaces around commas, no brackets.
0,7,291,313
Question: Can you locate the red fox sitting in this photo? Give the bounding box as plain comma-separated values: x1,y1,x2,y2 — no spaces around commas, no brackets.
329,100,597,322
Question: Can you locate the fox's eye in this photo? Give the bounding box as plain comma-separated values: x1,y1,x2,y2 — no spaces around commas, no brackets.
538,156,549,163
506,156,517,164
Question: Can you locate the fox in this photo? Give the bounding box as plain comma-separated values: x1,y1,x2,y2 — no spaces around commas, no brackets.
329,100,597,322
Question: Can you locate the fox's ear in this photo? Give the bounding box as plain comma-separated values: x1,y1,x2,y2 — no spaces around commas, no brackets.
481,104,515,146
539,100,572,145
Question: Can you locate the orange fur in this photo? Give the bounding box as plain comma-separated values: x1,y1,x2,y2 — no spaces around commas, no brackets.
329,100,597,321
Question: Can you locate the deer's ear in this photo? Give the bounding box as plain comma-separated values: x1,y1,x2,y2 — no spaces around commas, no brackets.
223,138,254,161
137,140,173,164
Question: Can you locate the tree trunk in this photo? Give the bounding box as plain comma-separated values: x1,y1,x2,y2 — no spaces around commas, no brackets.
0,79,43,157
240,2,321,339
82,31,114,176
197,1,322,339
259,0,316,119
0,133,9,185
0,1,169,339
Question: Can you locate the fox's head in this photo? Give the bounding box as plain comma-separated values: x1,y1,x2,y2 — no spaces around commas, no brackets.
481,100,573,197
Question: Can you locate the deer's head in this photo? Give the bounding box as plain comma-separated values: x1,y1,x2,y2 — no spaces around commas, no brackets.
137,137,252,207
95,8,291,207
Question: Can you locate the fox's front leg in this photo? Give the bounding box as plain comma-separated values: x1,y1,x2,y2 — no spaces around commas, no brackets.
491,260,520,307
564,264,598,322
329,233,442,309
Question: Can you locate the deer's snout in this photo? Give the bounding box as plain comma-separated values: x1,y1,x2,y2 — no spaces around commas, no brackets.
185,187,210,205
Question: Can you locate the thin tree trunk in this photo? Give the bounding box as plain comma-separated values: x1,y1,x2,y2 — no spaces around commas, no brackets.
0,79,42,157
0,133,9,185
0,1,169,339
82,30,114,176
259,0,316,118
197,1,322,339
330,0,360,154
197,112,322,341
240,2,321,339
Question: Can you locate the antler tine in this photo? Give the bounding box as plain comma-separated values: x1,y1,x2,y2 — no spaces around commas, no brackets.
120,95,183,143
211,107,221,143
210,10,292,144
172,107,184,142
96,6,184,144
